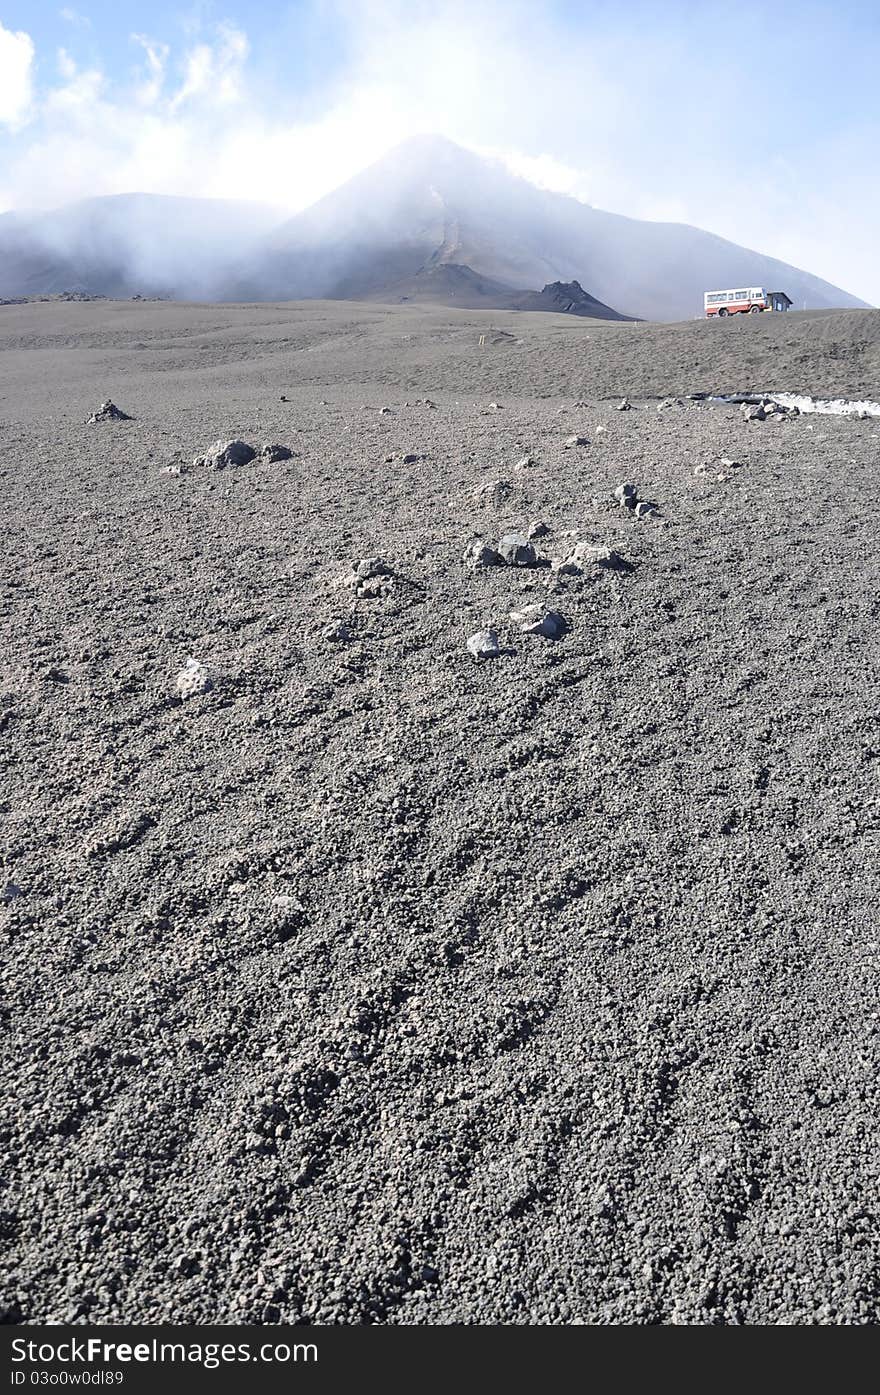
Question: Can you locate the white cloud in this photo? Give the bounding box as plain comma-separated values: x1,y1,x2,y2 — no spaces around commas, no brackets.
57,48,77,81
131,34,169,107
59,8,92,29
0,21,35,127
170,22,248,111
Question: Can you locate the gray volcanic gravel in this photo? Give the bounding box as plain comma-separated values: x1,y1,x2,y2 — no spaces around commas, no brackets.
2,299,880,1326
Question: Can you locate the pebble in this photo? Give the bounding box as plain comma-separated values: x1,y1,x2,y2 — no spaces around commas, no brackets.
2,882,22,903
635,501,656,518
176,658,212,700
322,623,351,642
260,443,293,462
467,629,501,660
564,434,589,448
614,483,638,509
514,456,535,471
527,521,550,539
617,398,633,411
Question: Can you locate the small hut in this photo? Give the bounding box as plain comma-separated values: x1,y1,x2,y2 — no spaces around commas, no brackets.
766,291,793,312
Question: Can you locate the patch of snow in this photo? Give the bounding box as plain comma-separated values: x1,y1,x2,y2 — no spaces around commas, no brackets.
767,393,880,418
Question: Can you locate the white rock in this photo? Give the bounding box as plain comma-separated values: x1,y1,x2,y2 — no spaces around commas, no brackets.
467,629,501,660
176,657,212,700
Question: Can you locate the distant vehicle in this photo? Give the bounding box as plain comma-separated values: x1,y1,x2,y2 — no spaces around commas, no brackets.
704,287,793,317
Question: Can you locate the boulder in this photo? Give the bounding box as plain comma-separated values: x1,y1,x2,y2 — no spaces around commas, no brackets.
87,400,131,423
194,439,256,469
260,443,293,462
497,533,538,566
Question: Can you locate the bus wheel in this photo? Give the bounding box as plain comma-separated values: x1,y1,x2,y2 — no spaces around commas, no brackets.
750,305,762,313
717,307,728,317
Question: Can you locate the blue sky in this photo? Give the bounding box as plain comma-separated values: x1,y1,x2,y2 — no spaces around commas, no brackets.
1,1,878,301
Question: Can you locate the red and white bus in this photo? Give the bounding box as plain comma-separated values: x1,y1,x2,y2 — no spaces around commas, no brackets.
705,288,792,317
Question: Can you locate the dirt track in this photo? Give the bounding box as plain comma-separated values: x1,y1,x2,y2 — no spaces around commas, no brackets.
2,300,880,1324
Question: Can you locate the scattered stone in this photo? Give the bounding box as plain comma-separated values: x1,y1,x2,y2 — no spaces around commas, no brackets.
564,434,589,448
467,629,501,660
343,557,394,598
510,604,566,639
402,453,420,464
556,542,626,574
280,394,289,402
260,443,293,462
162,465,185,477
87,400,131,423
477,479,513,502
657,397,683,411
617,398,633,411
497,533,538,567
527,521,550,539
465,541,504,568
488,402,502,411
379,406,393,414
356,578,390,599
356,558,391,581
322,622,350,642
514,455,535,471
2,882,22,904
635,501,656,518
176,657,212,700
614,483,638,509
193,440,256,470
510,602,543,625
742,403,766,422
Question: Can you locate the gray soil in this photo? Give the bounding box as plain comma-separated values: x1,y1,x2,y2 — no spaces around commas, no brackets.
2,299,880,1326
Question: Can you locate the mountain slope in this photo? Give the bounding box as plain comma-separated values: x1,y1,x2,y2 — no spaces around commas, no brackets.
236,135,868,320
0,194,283,301
0,137,869,319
